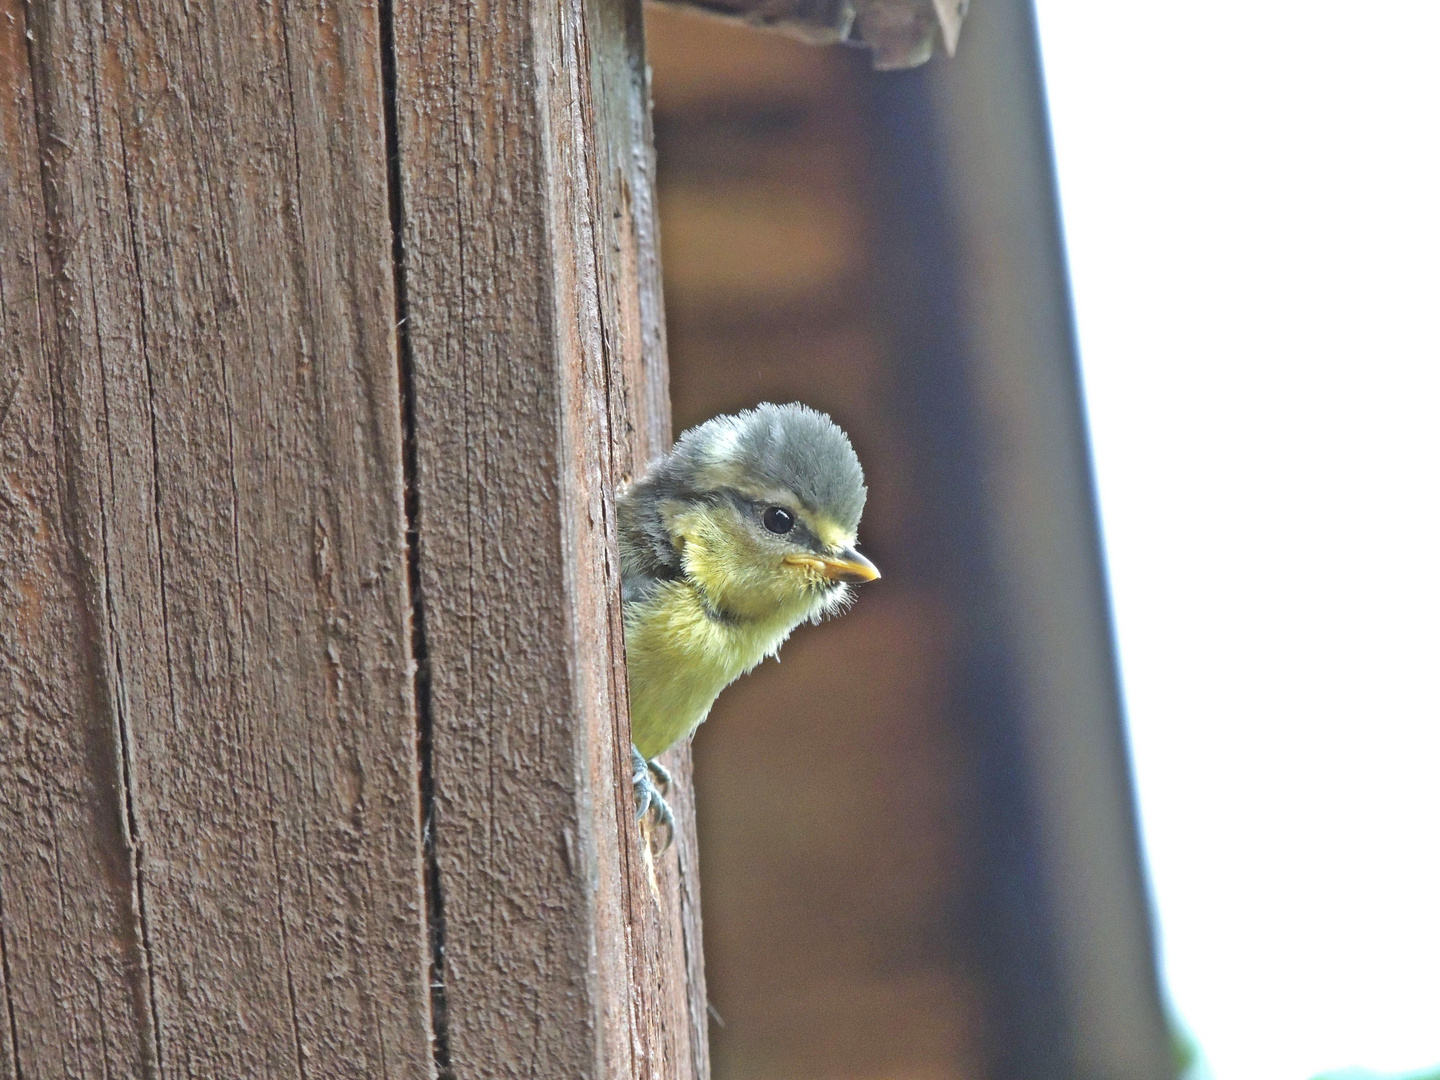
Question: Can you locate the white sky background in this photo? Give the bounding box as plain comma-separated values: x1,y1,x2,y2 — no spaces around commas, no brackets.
1029,4,1440,1080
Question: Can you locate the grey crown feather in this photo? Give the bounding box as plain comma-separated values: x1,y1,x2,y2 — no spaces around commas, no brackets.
617,403,867,605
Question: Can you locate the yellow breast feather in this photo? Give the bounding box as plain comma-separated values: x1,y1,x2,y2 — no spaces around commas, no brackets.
624,579,804,760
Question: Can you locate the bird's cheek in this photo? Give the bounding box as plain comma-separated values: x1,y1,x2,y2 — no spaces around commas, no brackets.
775,561,819,599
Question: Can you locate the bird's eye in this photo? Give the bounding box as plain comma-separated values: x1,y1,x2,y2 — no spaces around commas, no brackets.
763,506,795,534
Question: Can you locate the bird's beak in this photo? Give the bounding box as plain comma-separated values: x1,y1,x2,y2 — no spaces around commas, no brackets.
783,548,881,584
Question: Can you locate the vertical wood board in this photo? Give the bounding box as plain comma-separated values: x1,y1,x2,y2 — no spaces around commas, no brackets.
2,0,434,1075
390,0,708,1073
1,5,157,1073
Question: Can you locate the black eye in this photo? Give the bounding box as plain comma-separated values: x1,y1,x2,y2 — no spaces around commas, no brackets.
762,506,795,534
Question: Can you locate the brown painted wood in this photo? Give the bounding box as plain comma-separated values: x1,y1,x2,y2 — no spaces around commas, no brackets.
1,0,433,1076
390,0,709,1073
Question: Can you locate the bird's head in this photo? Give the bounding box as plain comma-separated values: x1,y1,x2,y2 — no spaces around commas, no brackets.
621,403,879,625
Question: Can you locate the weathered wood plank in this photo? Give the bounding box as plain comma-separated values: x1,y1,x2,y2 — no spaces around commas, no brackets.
4,0,434,1075
390,0,708,1071
590,8,712,1077
0,6,158,1074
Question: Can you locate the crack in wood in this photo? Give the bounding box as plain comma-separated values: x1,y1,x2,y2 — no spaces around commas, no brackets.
15,2,164,1074
268,820,311,1080
377,1,453,1075
113,76,172,1080
0,882,24,1080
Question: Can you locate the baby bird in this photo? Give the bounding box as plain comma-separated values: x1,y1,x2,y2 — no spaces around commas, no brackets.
618,403,879,844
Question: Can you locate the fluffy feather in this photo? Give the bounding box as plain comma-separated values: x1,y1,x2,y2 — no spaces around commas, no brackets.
619,403,872,759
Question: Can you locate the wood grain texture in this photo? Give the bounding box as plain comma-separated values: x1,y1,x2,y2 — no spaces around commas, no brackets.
3,0,694,1073
391,0,709,1072
1,0,433,1075
0,6,157,1073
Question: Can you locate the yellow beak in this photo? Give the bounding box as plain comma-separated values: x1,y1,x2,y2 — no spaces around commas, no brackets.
783,548,881,584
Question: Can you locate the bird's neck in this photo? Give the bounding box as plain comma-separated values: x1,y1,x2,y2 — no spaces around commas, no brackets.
685,578,734,624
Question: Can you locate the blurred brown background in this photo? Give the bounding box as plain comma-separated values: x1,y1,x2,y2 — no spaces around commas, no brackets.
644,5,1172,1079
648,13,982,1079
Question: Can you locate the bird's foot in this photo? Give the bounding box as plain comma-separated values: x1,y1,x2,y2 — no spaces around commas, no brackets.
631,745,675,853
645,754,672,793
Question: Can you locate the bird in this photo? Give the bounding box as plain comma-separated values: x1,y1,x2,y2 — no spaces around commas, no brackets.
617,402,880,847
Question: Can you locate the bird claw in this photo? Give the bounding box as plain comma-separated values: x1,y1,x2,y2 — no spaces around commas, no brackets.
631,745,675,853
646,755,672,793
